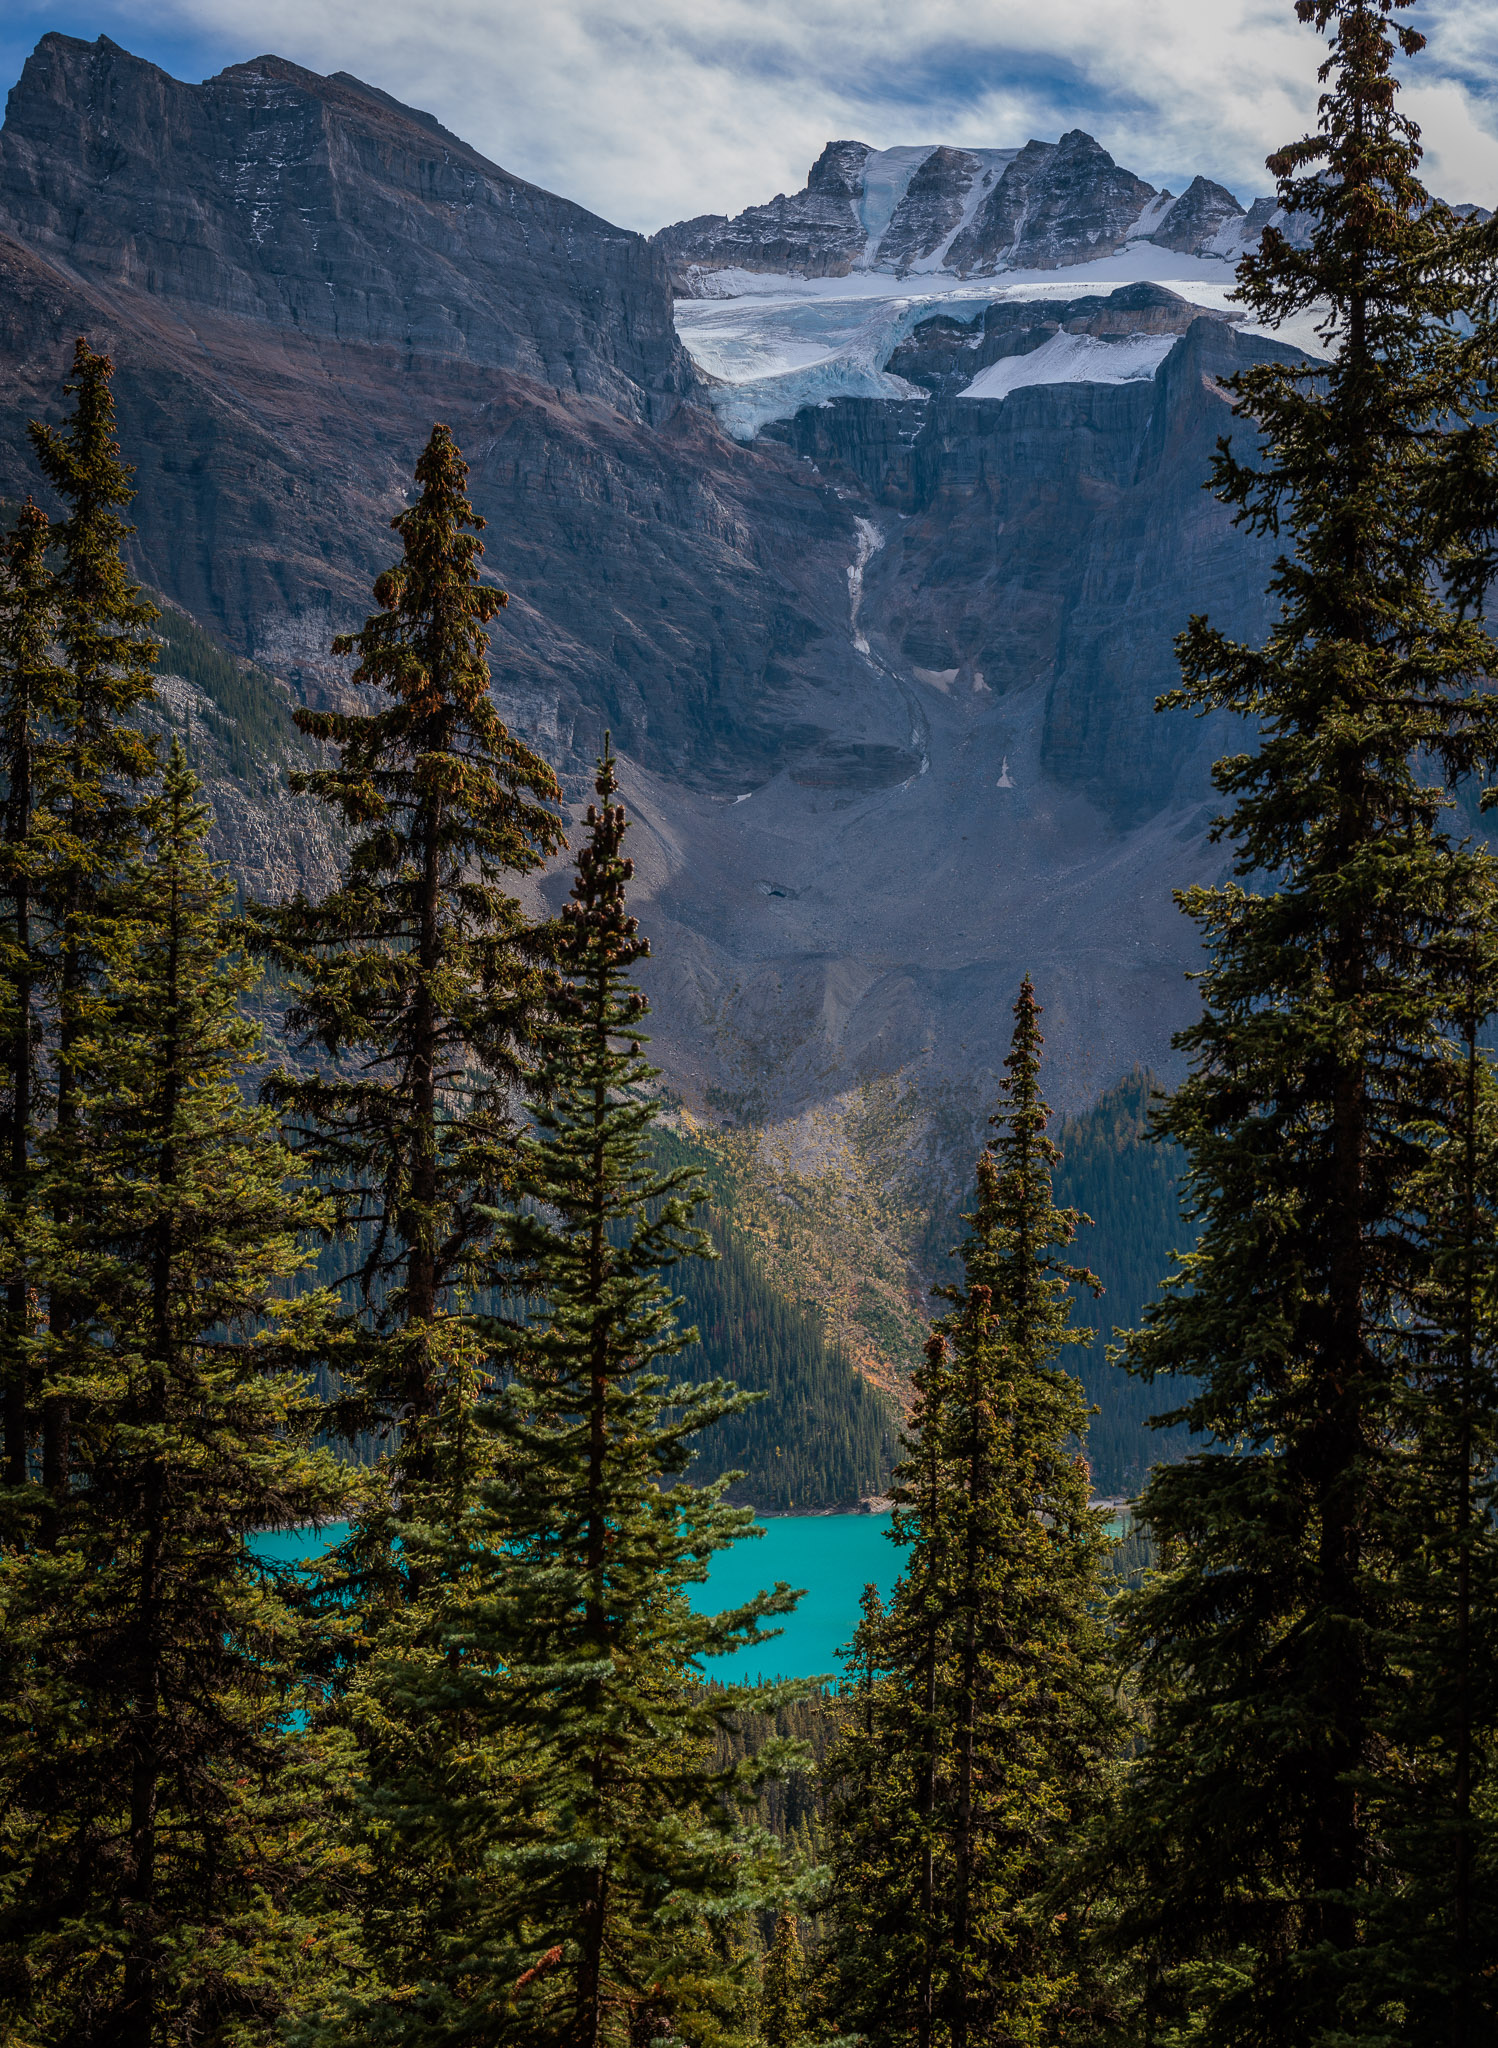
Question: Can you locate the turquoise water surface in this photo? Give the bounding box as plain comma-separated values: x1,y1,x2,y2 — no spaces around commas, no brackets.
253,1512,904,1683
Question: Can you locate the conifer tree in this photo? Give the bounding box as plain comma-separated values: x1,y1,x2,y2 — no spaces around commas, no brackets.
761,1915,807,2048
2,340,160,1511
824,1329,947,2048
255,422,562,1582
935,979,1116,2048
826,981,1118,2048
311,744,812,2047
0,499,61,1499
1390,934,1498,2040
0,741,353,2046
1111,4,1498,2038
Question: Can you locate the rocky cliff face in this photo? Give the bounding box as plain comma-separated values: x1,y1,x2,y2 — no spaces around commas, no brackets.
766,312,1286,828
657,139,877,279
0,34,692,420
0,34,1304,1119
947,130,1160,273
658,130,1259,287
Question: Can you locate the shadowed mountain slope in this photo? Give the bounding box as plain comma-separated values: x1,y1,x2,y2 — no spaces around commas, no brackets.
1,31,1283,1130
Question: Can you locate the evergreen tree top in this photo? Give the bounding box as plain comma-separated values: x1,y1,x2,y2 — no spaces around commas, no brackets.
290,420,560,876
1192,0,1498,800
556,736,649,985
253,421,564,1332
1244,0,1438,333
26,337,158,728
946,977,1098,1360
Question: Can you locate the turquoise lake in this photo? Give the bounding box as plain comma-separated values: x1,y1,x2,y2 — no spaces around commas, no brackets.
253,1512,905,1682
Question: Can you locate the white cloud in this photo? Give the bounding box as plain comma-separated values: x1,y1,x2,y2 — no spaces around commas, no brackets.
106,0,1498,230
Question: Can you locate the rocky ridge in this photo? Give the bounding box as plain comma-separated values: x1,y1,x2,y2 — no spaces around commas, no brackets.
657,132,1271,288
1,34,691,418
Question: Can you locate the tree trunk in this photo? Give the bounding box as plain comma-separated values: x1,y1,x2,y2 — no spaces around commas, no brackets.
403,782,443,1476
4,740,30,1488
577,956,611,2048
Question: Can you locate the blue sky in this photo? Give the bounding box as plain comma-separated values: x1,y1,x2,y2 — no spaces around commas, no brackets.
3,0,1495,232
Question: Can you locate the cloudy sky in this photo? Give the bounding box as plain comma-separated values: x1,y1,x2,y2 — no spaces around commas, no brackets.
3,0,1496,231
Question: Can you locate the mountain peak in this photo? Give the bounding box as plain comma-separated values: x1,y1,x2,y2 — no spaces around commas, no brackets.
656,130,1256,288
0,34,691,419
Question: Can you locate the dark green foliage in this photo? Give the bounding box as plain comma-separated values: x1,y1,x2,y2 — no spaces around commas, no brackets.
307,746,812,2048
0,742,353,2046
675,1210,896,1509
826,983,1121,2048
151,599,301,786
923,1070,1185,1500
712,1689,836,1865
1053,1069,1186,1494
253,422,562,1528
0,338,160,1517
1111,5,1498,2039
0,495,61,1493
760,1916,807,2048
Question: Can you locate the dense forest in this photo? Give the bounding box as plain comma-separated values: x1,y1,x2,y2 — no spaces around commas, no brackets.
674,1201,897,1509
1054,1070,1184,1491
2,5,1498,2044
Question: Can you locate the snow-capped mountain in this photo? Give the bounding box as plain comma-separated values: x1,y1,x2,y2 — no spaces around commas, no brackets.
656,132,1265,290
654,132,1304,438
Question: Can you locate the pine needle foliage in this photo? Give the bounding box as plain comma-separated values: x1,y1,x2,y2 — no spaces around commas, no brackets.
1111,5,1498,2039
0,497,62,1498
314,745,814,2048
760,1915,807,2048
0,741,353,2047
253,421,562,1536
826,981,1120,2048
1,339,160,1514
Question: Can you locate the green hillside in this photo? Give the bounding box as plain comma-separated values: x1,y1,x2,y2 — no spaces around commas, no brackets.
150,599,302,786
653,1128,900,1509
674,1207,896,1509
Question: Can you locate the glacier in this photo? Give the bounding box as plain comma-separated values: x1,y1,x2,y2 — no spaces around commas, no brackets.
675,242,1328,439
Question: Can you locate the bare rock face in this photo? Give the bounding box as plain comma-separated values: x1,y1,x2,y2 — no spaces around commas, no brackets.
767,312,1291,828
942,138,1061,273
663,128,1168,285
886,281,1238,401
654,139,870,280
0,35,872,801
0,31,1303,1117
873,146,984,271
954,129,1157,272
0,33,692,421
1148,174,1247,254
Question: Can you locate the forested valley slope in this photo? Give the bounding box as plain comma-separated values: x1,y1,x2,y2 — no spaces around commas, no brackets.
0,30,1343,1493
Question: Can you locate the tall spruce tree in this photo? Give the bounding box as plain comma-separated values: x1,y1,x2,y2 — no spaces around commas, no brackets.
1390,930,1498,2042
309,744,812,2048
255,422,562,1593
826,980,1119,2048
1111,4,1498,2040
760,1915,807,2048
0,741,353,2046
0,498,62,1500
823,1328,947,2048
1,341,160,1513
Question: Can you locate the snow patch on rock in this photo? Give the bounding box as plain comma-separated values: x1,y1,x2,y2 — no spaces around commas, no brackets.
958,327,1179,399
